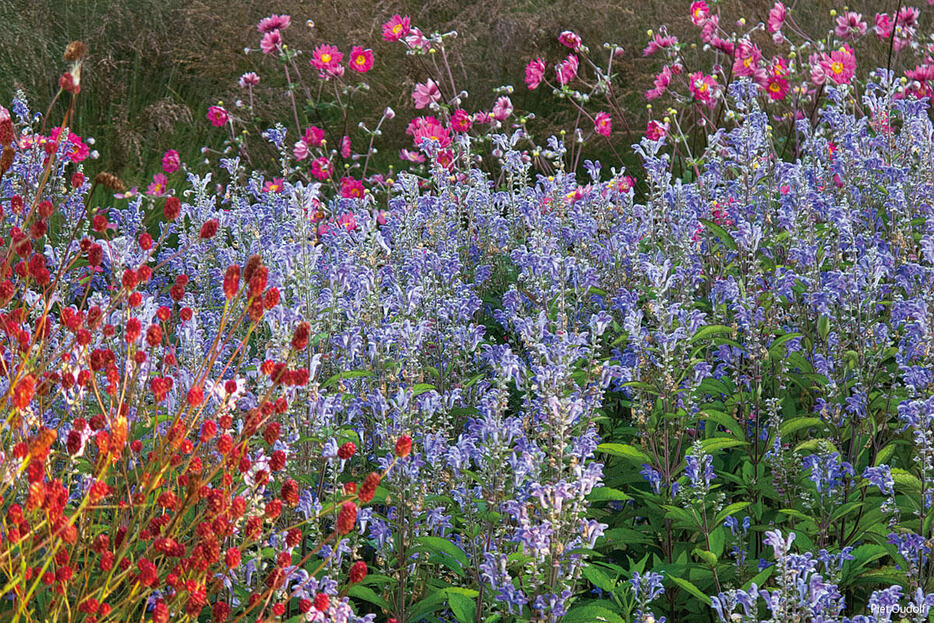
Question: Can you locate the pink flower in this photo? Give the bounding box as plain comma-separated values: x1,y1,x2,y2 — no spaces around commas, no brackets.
767,2,786,33
451,109,472,132
700,14,720,42
310,157,332,180
732,39,762,77
645,65,672,100
341,136,351,158
525,58,546,90
898,6,920,28
406,115,440,136
48,128,90,163
260,30,282,55
835,12,867,39
304,126,325,147
558,30,582,51
491,96,513,121
349,46,374,73
399,148,426,163
337,212,357,231
809,52,829,85
258,14,290,33
412,120,451,149
405,28,430,51
556,54,579,85
162,149,180,174
293,140,309,160
311,44,343,72
643,31,678,56
688,71,718,107
382,15,411,41
819,45,856,85
146,173,167,197
412,79,441,109
690,1,710,25
340,177,364,199
239,72,260,88
593,112,612,137
262,178,284,193
207,105,228,127
875,13,894,39
765,76,789,100
646,120,668,141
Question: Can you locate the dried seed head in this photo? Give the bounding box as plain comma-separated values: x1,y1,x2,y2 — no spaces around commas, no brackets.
64,41,88,62
94,172,125,192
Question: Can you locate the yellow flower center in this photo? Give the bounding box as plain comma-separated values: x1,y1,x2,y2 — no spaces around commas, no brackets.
831,61,843,74
356,55,366,64
321,53,331,63
393,24,402,34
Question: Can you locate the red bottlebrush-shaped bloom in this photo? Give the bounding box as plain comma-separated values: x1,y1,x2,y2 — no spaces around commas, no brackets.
359,472,381,503
292,321,310,350
280,479,299,506
263,287,280,309
286,527,302,548
223,265,240,299
164,196,181,221
146,324,163,347
12,374,35,409
337,441,356,459
337,501,357,534
138,232,153,250
264,421,280,445
199,219,219,239
225,547,241,569
349,560,368,584
265,499,283,518
313,593,330,612
187,386,204,406
395,435,412,458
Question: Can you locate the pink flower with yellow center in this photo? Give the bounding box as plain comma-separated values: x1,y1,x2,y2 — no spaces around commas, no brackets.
304,126,325,147
262,178,284,193
412,79,441,109
819,44,856,85
162,149,180,174
491,96,513,121
310,157,332,181
558,30,582,51
340,177,364,199
765,76,789,100
311,44,343,72
146,173,167,197
593,112,612,137
349,46,374,73
207,105,229,127
688,71,718,107
382,15,411,42
450,109,472,133
412,120,451,149
690,1,710,25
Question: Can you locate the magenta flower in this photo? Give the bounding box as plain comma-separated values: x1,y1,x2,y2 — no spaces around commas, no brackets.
349,46,374,73
257,14,290,33
732,39,762,78
525,58,546,90
260,30,282,55
207,106,228,127
558,30,582,51
262,178,284,193
238,72,260,88
645,65,673,100
337,212,358,231
646,120,668,141
399,148,426,163
688,71,718,107
340,177,364,199
767,2,786,33
146,173,167,197
405,28,430,51
304,126,325,147
690,1,710,25
819,45,856,85
765,76,789,100
556,54,579,86
491,96,513,121
412,79,441,109
310,157,332,180
382,15,411,41
293,140,309,161
412,119,451,149
161,149,180,174
835,12,867,39
341,136,351,159
593,112,612,137
450,109,472,133
311,44,343,72
643,32,678,56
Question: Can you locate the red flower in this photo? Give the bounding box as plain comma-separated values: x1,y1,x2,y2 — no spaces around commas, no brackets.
337,442,356,460
349,560,368,584
395,435,412,458
12,374,35,409
337,501,357,534
199,219,218,239
359,472,381,503
164,197,181,221
225,547,241,569
313,593,330,612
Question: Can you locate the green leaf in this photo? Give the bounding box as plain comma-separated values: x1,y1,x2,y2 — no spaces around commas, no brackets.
700,438,747,453
587,487,632,502
700,409,743,439
817,316,830,342
582,565,617,593
411,383,436,396
564,604,625,623
699,219,738,251
347,585,391,610
322,369,374,388
597,443,651,464
768,332,802,358
715,502,751,525
448,592,476,623
890,468,922,493
412,536,469,570
743,565,774,591
779,417,823,437
693,548,718,567
669,575,712,606
691,324,734,343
